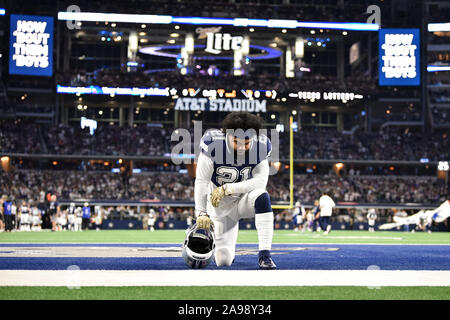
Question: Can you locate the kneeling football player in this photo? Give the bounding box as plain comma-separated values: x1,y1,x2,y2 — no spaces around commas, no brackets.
192,112,276,269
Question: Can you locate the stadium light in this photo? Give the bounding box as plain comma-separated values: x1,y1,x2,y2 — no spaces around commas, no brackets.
297,22,379,31
57,11,380,31
427,65,450,72
428,23,450,32
0,156,11,173
0,8,5,15
58,12,172,24
335,163,344,170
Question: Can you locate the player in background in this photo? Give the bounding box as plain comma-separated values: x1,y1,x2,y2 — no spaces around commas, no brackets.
56,211,62,231
319,192,335,235
15,202,21,231
48,195,60,232
19,201,31,231
11,200,17,232
82,202,91,231
75,205,83,232
305,208,314,232
15,204,20,231
31,203,42,231
67,202,76,231
194,112,276,269
94,206,103,231
0,198,4,232
186,211,193,230
2,196,13,232
148,208,156,231
60,210,68,231
367,208,377,232
395,209,410,232
313,200,321,232
417,214,432,233
292,200,306,232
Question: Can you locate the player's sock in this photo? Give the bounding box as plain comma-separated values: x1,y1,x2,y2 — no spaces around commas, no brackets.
254,192,274,251
255,212,274,251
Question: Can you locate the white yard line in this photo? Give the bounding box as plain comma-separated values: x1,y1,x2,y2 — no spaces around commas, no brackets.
1,270,450,287
2,242,450,246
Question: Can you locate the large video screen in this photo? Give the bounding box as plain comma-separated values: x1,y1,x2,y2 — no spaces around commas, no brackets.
9,14,54,77
378,28,420,86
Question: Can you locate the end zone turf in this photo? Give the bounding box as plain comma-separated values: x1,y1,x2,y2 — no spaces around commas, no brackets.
1,230,449,300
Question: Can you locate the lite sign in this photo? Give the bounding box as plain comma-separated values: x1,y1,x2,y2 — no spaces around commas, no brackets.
174,98,266,113
9,14,53,76
205,32,244,54
197,27,244,55
378,29,420,86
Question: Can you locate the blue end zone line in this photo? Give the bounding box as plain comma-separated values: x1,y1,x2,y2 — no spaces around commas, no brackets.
1,244,450,270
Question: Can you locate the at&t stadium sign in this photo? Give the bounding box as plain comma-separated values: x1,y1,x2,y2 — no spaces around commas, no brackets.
174,98,267,113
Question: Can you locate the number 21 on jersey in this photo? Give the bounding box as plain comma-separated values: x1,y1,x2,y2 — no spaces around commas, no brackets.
216,166,251,185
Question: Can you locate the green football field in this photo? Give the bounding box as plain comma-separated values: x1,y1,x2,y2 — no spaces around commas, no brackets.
1,229,450,244
0,230,449,300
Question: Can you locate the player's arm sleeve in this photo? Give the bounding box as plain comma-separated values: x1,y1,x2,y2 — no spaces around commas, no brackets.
225,159,269,195
194,152,214,216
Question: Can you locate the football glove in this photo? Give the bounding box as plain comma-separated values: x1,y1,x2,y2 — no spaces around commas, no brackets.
196,212,212,230
210,184,232,208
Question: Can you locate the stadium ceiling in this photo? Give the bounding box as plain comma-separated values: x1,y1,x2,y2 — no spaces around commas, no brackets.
57,12,380,31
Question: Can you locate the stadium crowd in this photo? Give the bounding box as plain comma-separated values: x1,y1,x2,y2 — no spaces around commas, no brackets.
278,127,450,161
43,122,170,156
432,107,450,125
0,170,445,205
1,168,447,233
0,170,193,202
2,120,449,161
430,89,450,104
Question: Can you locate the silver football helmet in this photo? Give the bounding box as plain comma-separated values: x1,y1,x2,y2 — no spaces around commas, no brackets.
182,223,215,269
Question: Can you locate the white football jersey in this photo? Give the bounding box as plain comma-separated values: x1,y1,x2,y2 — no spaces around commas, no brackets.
195,129,272,219
20,205,30,215
367,209,377,221
319,195,335,217
32,207,39,216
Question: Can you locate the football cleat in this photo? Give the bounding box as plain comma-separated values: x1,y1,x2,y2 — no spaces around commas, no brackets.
258,250,277,270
